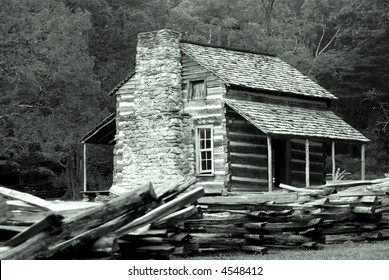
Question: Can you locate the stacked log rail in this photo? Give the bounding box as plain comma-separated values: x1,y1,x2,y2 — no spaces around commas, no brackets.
182,177,389,253
0,178,204,259
1,177,388,258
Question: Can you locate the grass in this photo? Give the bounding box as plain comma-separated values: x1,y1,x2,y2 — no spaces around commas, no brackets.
175,240,389,260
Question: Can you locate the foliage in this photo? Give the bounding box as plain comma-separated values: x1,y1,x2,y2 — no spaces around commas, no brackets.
0,0,109,195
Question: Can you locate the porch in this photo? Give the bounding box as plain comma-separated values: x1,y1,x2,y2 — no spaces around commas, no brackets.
225,99,370,192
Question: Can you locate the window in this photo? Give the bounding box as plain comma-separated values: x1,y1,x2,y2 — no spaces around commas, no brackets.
189,79,206,100
195,126,214,175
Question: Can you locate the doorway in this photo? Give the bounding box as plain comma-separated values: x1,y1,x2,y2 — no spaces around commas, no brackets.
272,139,291,188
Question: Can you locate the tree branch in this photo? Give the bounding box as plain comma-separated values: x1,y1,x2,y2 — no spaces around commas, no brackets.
315,26,326,57
318,28,340,56
0,112,20,120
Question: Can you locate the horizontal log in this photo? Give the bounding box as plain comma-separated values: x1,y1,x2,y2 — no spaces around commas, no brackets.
5,200,43,212
291,171,325,184
248,209,294,217
190,233,243,239
195,181,224,195
291,150,324,162
375,206,389,214
291,161,325,173
330,191,388,198
182,64,208,74
228,134,267,145
227,124,261,135
229,142,267,154
7,211,50,225
0,185,55,211
229,184,269,193
133,245,176,254
230,176,268,186
279,184,333,196
359,196,380,204
322,178,389,189
229,153,267,166
351,206,375,214
319,205,351,213
304,198,329,206
182,71,211,80
126,229,168,238
243,222,267,232
183,99,222,107
328,197,359,205
122,237,165,245
231,165,267,179
359,222,389,231
312,210,355,221
201,211,249,220
198,193,298,205
185,224,249,234
320,225,359,235
185,216,253,226
324,234,365,244
190,236,247,246
260,234,314,245
197,245,241,252
184,107,222,117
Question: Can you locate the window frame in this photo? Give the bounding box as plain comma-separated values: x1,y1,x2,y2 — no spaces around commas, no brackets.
195,125,214,176
188,79,207,100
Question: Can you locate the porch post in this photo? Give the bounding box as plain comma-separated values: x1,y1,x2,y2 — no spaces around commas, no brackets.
305,139,310,188
361,144,366,180
83,143,87,192
267,135,273,192
331,141,336,181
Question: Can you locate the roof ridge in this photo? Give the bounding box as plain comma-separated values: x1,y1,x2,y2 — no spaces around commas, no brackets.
180,40,277,57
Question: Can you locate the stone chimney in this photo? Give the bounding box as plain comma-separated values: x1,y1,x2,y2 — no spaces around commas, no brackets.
113,29,191,189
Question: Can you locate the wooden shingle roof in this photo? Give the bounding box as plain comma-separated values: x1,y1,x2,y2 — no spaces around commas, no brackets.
225,99,369,143
181,42,337,100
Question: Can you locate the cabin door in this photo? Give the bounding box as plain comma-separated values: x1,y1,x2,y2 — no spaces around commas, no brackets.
272,139,291,188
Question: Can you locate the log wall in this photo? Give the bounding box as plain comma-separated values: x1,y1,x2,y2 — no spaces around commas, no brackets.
290,139,326,187
113,75,136,185
226,108,268,192
181,53,227,194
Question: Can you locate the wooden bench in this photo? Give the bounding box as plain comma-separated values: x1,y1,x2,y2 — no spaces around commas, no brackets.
80,190,110,201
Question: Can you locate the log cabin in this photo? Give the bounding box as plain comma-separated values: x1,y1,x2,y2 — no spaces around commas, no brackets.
81,29,369,195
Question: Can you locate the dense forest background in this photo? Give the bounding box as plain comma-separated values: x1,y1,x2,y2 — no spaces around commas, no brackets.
1,0,389,198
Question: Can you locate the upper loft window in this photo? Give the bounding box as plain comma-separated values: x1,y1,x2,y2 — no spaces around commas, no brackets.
188,79,207,100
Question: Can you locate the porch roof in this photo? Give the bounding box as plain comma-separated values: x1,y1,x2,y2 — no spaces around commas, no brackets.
80,113,116,145
225,99,369,143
